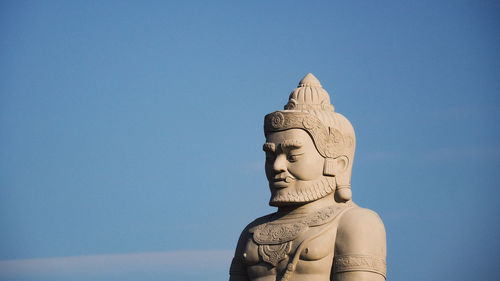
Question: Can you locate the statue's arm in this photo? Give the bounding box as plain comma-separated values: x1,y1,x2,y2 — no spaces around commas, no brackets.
229,228,250,281
332,207,387,281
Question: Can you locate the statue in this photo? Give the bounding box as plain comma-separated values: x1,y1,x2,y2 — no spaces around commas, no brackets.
229,74,387,281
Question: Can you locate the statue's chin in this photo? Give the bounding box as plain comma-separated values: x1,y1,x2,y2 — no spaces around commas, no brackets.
268,176,336,207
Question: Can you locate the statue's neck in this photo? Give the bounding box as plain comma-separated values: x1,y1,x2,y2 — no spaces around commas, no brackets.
275,193,340,218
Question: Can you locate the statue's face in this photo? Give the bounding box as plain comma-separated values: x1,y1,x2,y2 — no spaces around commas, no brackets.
264,129,335,206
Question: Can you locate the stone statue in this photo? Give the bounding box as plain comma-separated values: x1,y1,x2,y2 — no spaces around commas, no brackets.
229,74,387,281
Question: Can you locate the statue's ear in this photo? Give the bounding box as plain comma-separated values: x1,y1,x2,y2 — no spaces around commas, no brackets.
323,156,349,176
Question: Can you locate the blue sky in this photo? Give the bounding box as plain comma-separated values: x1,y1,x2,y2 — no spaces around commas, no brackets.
1,1,499,280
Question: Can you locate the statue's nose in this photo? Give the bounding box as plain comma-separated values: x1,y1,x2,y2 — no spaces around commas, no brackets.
272,154,287,173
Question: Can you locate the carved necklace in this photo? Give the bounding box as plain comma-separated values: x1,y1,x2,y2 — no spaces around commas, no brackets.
250,203,351,267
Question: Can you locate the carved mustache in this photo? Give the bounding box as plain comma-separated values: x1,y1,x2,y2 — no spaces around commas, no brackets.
273,174,296,183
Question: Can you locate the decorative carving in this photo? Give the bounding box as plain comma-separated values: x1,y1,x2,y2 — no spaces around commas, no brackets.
334,255,387,278
270,112,285,129
284,73,335,112
264,111,346,158
304,204,350,226
258,242,292,266
284,102,334,111
254,222,307,245
251,204,351,267
253,205,348,243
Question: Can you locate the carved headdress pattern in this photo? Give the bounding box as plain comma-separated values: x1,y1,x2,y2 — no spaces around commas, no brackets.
284,73,334,112
264,73,356,201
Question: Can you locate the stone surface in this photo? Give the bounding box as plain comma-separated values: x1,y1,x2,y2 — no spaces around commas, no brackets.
229,74,387,281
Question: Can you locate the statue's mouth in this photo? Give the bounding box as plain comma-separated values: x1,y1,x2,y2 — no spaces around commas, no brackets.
271,175,295,188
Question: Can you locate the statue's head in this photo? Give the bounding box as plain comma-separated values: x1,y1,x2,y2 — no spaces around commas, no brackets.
263,74,356,207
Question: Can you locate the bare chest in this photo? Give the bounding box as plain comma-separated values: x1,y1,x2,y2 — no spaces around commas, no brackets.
243,219,339,281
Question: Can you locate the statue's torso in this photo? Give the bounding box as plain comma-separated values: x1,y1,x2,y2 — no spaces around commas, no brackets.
237,204,352,281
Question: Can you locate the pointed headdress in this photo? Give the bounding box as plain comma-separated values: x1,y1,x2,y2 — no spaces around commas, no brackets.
264,73,356,201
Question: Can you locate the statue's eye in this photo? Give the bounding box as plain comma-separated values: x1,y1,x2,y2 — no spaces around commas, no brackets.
287,153,303,162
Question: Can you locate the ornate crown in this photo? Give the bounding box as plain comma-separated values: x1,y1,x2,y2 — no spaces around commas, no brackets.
264,73,354,159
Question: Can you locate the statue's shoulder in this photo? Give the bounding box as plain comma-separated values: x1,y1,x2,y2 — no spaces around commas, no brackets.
233,213,274,248
336,204,386,255
245,213,274,233
339,205,385,229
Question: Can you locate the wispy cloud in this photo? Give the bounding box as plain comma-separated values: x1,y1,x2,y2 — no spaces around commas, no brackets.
0,250,233,278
